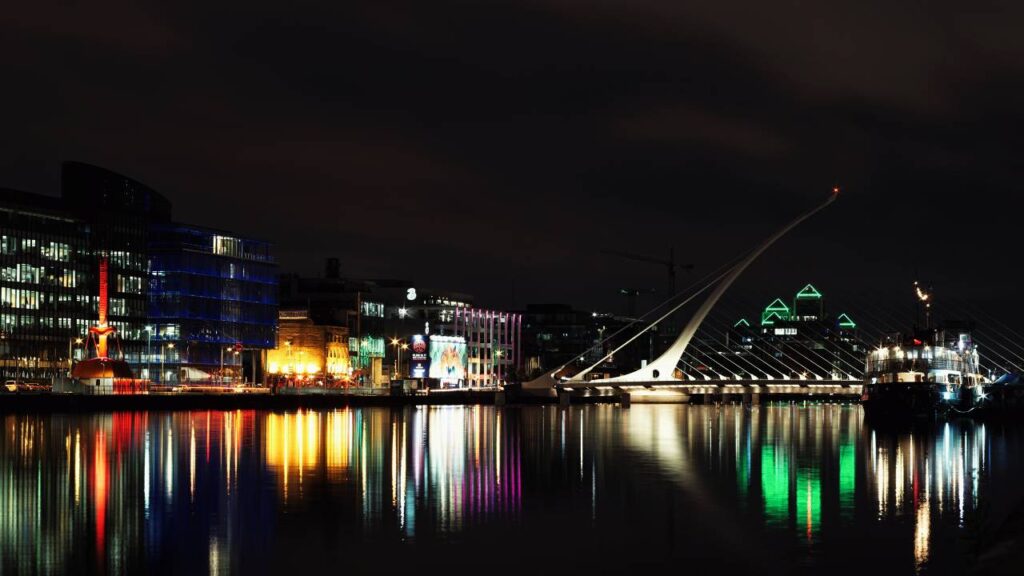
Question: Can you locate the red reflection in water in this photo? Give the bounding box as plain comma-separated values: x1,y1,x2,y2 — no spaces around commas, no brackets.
93,430,108,570
111,412,148,452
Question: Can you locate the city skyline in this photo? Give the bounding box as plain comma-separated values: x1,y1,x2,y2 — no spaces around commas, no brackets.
2,1,1022,315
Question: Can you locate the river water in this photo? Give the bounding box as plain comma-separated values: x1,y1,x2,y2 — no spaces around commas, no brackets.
1,404,1020,575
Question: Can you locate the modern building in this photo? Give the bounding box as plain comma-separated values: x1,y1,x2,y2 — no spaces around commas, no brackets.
148,223,277,384
279,258,524,387
0,162,278,384
0,189,91,381
452,307,521,387
710,283,861,380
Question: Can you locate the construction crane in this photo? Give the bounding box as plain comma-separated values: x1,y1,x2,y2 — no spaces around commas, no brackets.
602,247,694,297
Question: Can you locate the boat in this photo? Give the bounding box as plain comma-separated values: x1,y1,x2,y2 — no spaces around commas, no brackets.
862,284,988,416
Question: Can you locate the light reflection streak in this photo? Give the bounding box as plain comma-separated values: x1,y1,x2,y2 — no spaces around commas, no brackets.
0,406,1009,574
93,429,107,565
75,431,82,506
164,426,173,503
914,496,930,572
190,423,196,501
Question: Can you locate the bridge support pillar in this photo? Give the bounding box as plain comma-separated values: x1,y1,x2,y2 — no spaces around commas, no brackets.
494,391,506,406
558,391,571,407
619,392,631,408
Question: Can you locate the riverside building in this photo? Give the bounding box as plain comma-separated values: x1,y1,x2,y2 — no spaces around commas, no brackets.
0,162,277,384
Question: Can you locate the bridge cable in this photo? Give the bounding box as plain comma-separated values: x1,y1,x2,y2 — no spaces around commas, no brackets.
543,250,750,381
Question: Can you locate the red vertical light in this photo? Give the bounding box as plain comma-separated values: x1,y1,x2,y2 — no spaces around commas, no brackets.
98,258,108,326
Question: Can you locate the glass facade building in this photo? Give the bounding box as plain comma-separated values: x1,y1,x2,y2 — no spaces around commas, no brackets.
62,162,167,372
0,190,92,381
148,225,277,383
0,162,278,384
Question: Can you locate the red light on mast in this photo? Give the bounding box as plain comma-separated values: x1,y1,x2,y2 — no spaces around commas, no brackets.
88,256,116,359
97,258,108,325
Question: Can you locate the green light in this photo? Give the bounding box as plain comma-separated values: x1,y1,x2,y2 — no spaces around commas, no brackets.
761,310,785,326
734,318,751,328
839,440,855,519
795,284,823,300
837,313,857,329
761,444,789,525
761,298,791,325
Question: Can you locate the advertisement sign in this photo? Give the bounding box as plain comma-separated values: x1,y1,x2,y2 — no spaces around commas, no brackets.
428,335,467,385
409,334,429,378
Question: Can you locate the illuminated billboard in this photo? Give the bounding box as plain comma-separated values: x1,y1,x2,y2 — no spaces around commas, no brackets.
409,334,429,378
428,335,467,385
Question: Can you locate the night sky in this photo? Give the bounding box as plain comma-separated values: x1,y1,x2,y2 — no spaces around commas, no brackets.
2,1,1022,319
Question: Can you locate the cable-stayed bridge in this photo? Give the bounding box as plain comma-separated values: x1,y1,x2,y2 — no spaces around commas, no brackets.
524,188,1023,404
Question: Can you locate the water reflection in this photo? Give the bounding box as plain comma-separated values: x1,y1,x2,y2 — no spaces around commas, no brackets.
617,404,1004,574
0,405,1017,575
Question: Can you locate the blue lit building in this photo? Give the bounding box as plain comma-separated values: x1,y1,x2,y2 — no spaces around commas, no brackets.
148,225,277,384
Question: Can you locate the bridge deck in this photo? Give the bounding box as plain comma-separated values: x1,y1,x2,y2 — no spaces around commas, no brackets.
556,379,863,396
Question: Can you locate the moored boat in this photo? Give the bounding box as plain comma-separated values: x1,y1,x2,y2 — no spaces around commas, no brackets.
863,324,987,417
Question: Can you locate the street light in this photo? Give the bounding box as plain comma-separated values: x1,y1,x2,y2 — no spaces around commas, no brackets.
161,342,175,384
221,346,228,384
400,343,408,377
390,338,401,378
68,337,83,374
143,325,152,381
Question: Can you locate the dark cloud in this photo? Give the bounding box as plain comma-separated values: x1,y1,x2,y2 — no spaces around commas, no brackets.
2,0,1022,317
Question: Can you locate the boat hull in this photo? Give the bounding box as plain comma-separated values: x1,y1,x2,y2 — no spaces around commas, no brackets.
862,383,939,417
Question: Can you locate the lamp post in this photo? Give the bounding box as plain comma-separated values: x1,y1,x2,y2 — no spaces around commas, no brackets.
144,325,152,381
390,338,401,378
161,342,174,384
68,337,83,374
400,343,408,378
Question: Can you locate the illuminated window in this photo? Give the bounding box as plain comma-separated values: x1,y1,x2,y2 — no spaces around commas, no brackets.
360,301,384,318
212,235,242,258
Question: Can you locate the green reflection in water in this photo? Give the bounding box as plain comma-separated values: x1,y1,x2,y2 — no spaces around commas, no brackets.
839,440,855,519
761,444,789,525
